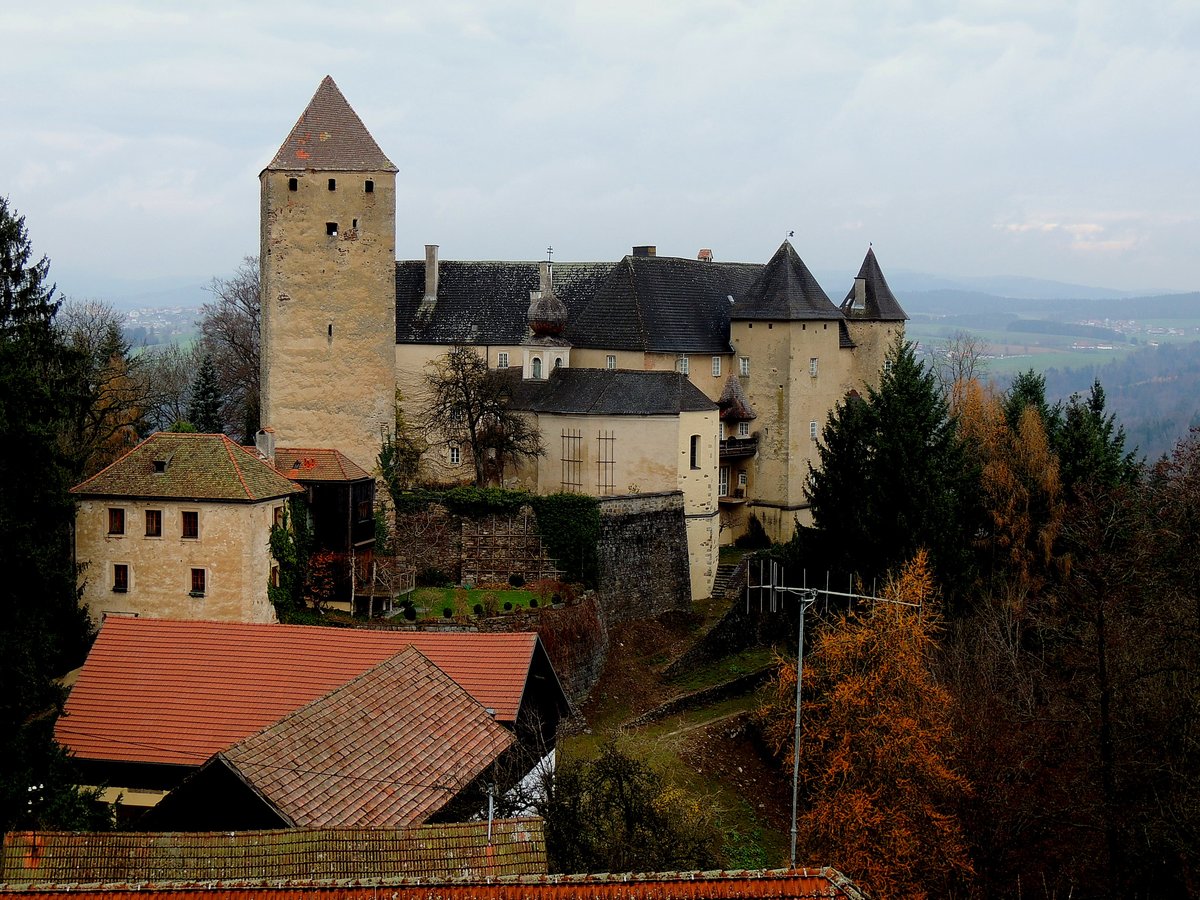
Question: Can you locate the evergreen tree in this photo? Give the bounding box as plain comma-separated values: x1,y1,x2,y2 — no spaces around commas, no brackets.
0,197,104,831
805,339,976,594
1054,380,1140,493
187,353,225,434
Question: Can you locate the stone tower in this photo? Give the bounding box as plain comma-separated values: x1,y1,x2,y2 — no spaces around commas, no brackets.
839,246,908,376
728,242,848,542
260,76,398,471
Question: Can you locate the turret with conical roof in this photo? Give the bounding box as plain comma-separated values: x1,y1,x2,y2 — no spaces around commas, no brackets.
839,247,908,383
259,76,398,471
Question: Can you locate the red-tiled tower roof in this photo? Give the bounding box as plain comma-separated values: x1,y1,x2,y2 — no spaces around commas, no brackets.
264,75,396,173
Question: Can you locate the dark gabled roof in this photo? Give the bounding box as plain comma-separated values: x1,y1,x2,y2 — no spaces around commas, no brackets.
396,261,613,345
564,256,760,353
731,241,843,321
265,76,396,174
840,247,908,321
0,819,547,883
504,368,716,417
216,647,514,828
717,376,757,421
70,432,303,503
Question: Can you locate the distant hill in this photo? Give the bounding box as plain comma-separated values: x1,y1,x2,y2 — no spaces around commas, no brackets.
902,289,1200,322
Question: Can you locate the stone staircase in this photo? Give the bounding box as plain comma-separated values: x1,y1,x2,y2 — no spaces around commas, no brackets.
710,563,741,599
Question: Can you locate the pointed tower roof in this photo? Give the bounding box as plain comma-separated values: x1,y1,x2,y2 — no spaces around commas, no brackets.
265,76,396,173
717,375,757,421
731,242,842,321
840,247,908,321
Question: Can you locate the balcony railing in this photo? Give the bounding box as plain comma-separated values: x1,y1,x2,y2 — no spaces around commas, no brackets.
719,435,758,460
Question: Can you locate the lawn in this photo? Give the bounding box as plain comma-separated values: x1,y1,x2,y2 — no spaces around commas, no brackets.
410,586,539,617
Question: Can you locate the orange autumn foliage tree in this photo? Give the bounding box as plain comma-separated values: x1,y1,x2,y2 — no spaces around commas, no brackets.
757,551,973,899
955,378,1064,593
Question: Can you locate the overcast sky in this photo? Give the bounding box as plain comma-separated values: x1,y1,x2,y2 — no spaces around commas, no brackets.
3,1,1198,299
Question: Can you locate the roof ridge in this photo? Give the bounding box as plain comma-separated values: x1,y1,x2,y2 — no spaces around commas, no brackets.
223,435,256,501
70,432,156,493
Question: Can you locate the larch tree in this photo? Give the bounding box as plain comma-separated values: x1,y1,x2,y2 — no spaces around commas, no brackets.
758,551,974,899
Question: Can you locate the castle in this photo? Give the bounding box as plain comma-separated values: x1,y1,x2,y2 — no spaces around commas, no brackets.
259,77,907,598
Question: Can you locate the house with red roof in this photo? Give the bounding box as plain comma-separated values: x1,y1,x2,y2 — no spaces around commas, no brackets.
70,432,303,625
55,617,567,821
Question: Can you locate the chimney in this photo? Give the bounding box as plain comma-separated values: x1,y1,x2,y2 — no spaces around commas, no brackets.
255,427,276,465
632,245,656,258
538,260,554,295
854,276,866,308
697,248,713,262
423,244,440,301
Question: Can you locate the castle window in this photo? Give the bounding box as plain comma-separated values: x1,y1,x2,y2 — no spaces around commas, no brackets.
190,568,206,597
810,421,818,440
554,357,563,368
108,508,125,535
810,357,819,377
739,356,750,376
274,505,284,528
365,179,374,193
352,218,358,230
677,356,689,375
497,351,509,368
711,356,721,377
449,445,461,466
738,421,750,438
690,434,701,469
326,222,338,236
328,323,334,338
328,178,336,191
738,470,748,488
113,564,128,594
606,355,616,370
288,177,298,191
182,510,199,540
145,509,162,538
719,466,729,497
531,357,542,379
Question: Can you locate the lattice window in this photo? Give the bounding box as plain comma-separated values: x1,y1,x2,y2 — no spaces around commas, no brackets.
561,428,582,491
597,430,616,495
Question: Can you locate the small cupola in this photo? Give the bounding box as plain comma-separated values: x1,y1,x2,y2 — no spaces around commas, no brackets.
527,261,568,337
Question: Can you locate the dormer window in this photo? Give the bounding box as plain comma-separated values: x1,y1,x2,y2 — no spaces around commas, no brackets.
153,459,167,473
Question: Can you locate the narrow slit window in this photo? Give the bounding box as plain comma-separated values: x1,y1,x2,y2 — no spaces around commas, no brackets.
288,177,298,191
328,323,333,338
690,434,701,469
352,218,358,230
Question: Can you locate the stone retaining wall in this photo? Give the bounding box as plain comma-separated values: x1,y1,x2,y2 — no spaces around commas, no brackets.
595,492,691,625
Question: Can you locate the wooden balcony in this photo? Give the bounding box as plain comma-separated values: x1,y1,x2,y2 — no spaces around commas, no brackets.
719,436,758,461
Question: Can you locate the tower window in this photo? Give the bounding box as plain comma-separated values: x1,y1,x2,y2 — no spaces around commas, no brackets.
810,421,818,440
288,177,298,191
677,355,689,375
365,179,374,193
689,434,701,469
328,323,333,338
739,356,750,376
711,356,721,377
352,218,358,230
326,222,338,236
328,178,336,191
810,357,819,377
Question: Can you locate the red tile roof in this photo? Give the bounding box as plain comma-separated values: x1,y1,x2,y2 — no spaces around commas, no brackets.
57,618,540,767
0,819,546,883
273,448,372,483
0,868,865,898
265,75,397,173
71,433,303,503
218,647,514,827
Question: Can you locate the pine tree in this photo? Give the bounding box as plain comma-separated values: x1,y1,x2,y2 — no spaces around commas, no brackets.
0,197,105,831
187,353,225,434
1055,380,1139,493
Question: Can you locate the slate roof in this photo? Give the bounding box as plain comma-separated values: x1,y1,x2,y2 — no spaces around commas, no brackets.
214,648,514,828
57,617,557,767
396,261,613,345
71,433,303,503
265,76,396,173
840,247,909,321
717,376,757,421
274,447,372,483
0,819,546,883
504,368,717,416
0,868,868,898
731,241,843,321
564,256,760,353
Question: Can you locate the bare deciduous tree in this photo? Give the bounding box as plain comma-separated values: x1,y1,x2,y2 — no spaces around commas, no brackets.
199,255,259,441
934,330,987,410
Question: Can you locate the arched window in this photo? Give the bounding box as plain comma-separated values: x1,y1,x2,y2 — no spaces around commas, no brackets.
554,356,563,368
531,357,542,379
690,434,701,469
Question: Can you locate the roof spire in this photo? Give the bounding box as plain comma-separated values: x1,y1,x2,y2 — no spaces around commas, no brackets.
265,76,396,173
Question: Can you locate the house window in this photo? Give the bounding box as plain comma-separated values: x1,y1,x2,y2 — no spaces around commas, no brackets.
690,434,701,469
449,445,461,466
810,357,819,377
145,509,162,537
719,466,729,497
606,355,616,370
497,351,509,368
108,508,125,535
712,356,721,377
738,470,748,488
810,421,818,440
273,505,284,528
677,356,689,375
113,564,128,593
182,511,199,539
738,421,750,438
190,568,206,597
365,179,374,193
739,356,750,376
531,357,542,379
